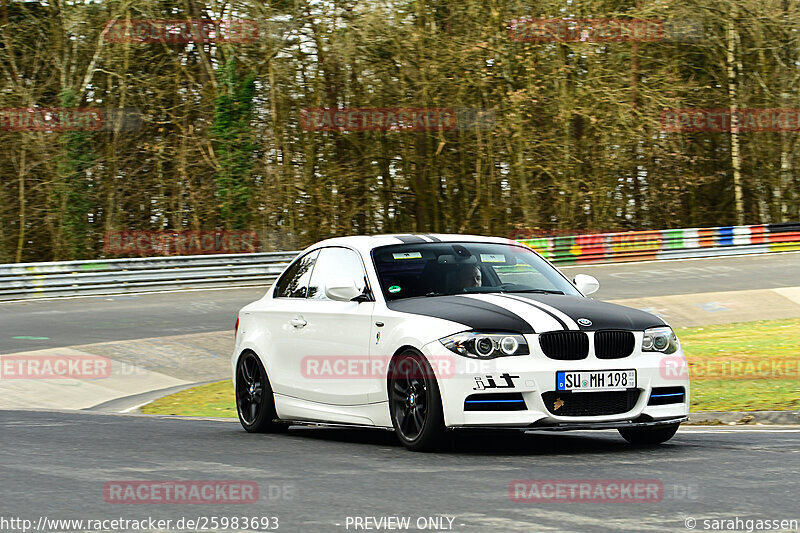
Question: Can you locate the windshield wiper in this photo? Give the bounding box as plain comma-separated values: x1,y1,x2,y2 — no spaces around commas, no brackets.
505,289,564,295
422,289,564,296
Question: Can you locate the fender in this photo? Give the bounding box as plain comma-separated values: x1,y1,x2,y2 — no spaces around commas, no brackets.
231,312,275,389
369,312,466,405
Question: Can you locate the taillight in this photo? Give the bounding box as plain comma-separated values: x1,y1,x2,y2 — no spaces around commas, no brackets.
235,318,240,337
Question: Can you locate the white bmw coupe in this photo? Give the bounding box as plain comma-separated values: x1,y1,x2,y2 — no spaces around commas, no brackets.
233,234,689,451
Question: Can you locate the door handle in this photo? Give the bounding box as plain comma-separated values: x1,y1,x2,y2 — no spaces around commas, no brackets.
290,316,307,328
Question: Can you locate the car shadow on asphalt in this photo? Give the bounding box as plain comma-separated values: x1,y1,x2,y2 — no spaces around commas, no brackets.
278,427,680,456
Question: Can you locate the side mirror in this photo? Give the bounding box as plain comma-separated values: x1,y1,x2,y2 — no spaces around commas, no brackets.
325,277,362,301
573,274,600,296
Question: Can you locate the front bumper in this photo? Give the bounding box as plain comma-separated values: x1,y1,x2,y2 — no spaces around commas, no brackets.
420,334,690,428
449,416,688,432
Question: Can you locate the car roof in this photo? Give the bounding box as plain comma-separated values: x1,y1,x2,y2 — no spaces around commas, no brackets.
303,234,524,255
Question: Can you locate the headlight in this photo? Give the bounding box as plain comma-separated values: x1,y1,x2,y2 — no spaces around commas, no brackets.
642,326,679,354
440,332,529,359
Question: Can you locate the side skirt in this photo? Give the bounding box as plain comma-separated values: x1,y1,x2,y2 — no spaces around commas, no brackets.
274,419,393,431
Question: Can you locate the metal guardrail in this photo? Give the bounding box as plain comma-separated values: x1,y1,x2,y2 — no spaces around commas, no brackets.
1,222,798,300
0,251,299,301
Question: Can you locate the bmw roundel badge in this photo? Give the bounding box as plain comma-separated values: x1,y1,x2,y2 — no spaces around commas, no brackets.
577,318,592,327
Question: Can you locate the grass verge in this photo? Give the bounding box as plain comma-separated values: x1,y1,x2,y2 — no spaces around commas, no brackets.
143,380,236,418
142,318,800,417
676,318,800,411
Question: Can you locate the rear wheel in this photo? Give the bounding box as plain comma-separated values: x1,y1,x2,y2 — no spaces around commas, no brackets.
236,352,287,433
388,350,447,452
618,422,680,445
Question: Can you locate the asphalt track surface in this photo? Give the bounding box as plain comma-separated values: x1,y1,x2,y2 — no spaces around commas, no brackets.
1,410,799,532
2,252,799,353
1,254,800,532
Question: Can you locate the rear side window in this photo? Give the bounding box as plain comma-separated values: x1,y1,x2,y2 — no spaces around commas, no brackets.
274,250,319,298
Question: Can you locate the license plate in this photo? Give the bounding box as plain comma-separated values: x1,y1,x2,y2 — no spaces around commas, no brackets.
556,370,636,392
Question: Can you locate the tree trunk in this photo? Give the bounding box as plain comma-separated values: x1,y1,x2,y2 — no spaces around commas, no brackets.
727,2,745,225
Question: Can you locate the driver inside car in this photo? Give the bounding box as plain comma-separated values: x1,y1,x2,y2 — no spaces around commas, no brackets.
455,264,482,290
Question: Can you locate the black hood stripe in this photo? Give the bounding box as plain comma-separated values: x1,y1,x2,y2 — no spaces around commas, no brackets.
425,234,442,242
501,294,579,330
395,235,426,244
494,294,569,330
386,293,666,334
386,295,535,333
464,294,564,333
510,294,667,331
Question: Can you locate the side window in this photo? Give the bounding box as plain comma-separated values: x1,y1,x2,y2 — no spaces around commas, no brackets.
307,247,367,300
274,250,319,298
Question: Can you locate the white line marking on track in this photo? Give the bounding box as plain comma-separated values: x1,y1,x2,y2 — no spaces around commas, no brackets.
119,400,154,414
0,285,269,304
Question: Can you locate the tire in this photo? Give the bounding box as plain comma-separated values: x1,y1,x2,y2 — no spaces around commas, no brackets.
235,351,287,433
618,422,680,445
388,350,447,452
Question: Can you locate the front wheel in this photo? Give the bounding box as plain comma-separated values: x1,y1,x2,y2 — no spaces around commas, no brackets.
236,352,287,433
618,422,680,445
388,351,447,452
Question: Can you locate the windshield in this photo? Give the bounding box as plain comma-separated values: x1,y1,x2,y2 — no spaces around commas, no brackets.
372,242,581,301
